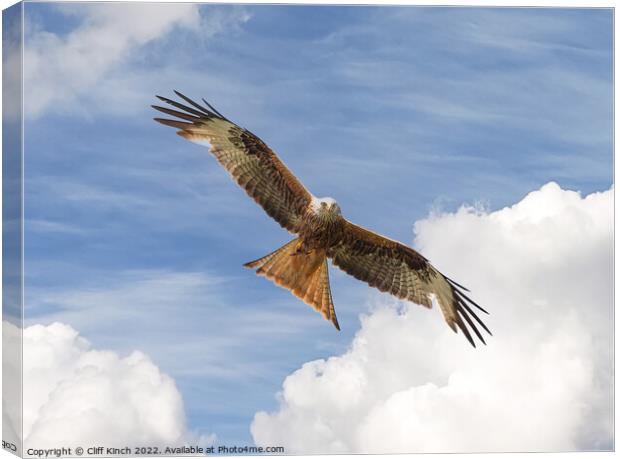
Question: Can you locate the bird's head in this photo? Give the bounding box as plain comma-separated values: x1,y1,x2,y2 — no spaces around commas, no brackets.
312,196,341,220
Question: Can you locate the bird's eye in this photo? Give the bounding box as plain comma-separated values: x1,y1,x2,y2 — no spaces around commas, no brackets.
321,202,327,208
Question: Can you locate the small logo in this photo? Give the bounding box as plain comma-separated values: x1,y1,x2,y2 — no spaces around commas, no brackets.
2,441,17,452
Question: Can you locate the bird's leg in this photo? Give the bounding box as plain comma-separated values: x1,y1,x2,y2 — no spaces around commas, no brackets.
290,239,304,256
291,239,312,256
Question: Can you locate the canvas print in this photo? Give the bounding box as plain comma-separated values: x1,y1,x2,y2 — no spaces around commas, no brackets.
2,1,614,456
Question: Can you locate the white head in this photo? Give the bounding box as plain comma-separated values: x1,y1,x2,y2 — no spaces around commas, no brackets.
311,196,342,219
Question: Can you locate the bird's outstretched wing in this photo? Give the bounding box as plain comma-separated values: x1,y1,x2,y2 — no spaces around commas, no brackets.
328,219,491,347
153,91,312,234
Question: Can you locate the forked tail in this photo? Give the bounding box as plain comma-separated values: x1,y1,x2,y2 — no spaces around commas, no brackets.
244,238,340,330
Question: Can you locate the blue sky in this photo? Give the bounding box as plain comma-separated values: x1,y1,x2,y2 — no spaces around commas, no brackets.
20,3,612,446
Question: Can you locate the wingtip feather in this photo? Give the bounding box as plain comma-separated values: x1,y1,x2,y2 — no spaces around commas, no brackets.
458,320,476,348
154,118,191,130
458,307,486,345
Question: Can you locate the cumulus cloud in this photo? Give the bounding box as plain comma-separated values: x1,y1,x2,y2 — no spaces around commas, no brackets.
3,321,214,450
23,3,248,118
3,320,22,450
251,182,613,453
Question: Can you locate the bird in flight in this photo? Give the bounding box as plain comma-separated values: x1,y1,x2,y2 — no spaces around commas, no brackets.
152,91,491,347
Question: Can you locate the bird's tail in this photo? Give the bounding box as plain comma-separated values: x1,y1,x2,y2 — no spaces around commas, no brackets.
244,238,340,330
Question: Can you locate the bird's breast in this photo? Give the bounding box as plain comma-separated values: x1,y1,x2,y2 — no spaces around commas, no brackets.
299,211,344,250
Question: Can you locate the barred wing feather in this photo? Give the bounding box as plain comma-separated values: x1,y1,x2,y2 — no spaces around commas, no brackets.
328,220,491,346
152,91,312,234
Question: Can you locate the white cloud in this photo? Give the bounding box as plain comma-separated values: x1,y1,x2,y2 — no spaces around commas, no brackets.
23,3,248,118
251,182,613,453
3,321,214,450
3,6,23,122
3,320,22,450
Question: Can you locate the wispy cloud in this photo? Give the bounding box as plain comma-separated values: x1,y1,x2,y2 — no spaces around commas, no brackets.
26,219,87,235
23,3,250,118
3,4,23,121
26,268,330,380
315,7,611,149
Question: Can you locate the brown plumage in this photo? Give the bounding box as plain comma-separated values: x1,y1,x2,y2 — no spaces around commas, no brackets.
152,91,491,347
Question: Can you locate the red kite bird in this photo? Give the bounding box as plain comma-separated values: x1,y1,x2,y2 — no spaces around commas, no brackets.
153,91,491,347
